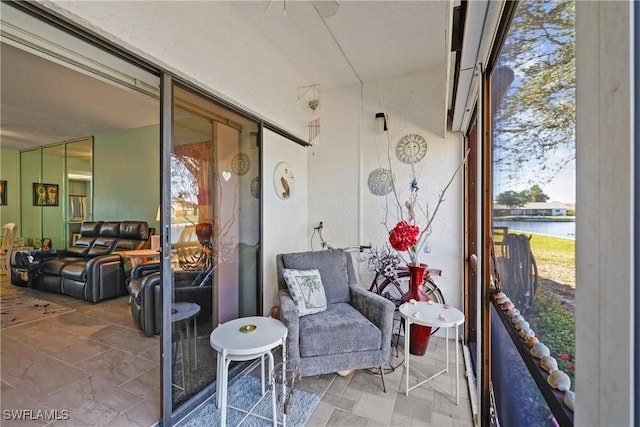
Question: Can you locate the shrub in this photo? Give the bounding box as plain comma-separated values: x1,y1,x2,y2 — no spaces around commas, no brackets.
529,292,575,384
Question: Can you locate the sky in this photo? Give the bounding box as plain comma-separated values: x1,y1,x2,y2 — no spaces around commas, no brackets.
490,1,576,205
494,158,576,204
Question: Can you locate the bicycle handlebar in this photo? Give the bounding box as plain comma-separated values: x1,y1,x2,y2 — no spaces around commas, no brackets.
324,244,372,252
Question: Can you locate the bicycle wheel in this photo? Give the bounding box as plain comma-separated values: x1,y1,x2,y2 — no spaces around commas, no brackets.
424,278,445,304
376,272,410,308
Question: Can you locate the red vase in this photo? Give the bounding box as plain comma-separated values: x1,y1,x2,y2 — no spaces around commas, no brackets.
400,263,432,356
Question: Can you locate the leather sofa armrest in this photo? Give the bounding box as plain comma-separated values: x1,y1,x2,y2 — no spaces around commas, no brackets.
131,260,161,280
349,285,395,350
135,272,161,336
279,289,301,369
84,254,126,302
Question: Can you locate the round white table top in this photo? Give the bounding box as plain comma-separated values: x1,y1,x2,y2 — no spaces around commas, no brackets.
123,249,161,257
171,302,201,324
210,316,287,356
399,301,465,328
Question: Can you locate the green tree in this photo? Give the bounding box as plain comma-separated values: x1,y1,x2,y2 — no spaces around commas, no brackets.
493,0,575,182
496,190,527,208
527,184,550,202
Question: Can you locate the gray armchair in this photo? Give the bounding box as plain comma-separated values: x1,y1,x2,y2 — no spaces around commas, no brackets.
277,250,395,391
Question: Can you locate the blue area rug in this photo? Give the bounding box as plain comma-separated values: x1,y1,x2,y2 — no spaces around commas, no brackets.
182,374,320,427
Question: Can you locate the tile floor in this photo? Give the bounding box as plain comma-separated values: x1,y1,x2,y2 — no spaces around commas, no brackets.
1,273,475,426
0,273,161,427
301,337,475,427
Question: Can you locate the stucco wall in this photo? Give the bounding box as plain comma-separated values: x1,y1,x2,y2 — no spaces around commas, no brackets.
309,71,465,313
262,129,309,313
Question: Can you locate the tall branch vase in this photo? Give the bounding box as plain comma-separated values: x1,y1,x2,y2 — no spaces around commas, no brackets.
400,263,432,355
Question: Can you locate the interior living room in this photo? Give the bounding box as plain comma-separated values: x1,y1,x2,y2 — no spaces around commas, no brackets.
0,1,636,427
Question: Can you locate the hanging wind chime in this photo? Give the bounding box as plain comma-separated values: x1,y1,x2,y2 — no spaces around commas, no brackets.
298,84,321,145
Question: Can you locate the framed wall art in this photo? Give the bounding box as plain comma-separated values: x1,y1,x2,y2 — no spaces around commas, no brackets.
33,183,59,206
0,180,6,206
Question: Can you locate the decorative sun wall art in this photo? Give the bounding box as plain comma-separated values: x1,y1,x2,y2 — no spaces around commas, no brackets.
396,134,428,164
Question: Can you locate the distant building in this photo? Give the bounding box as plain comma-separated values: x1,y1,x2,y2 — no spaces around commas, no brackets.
493,202,570,216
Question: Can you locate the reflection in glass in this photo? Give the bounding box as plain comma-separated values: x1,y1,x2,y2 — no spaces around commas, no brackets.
490,0,575,423
170,84,260,408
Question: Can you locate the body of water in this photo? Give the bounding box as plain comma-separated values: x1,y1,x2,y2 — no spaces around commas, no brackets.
494,219,575,240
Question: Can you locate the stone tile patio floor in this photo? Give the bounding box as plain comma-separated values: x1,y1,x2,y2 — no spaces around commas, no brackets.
296,336,474,427
182,334,475,427
0,272,474,426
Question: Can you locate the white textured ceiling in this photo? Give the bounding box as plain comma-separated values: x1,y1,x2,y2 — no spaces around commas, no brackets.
232,1,449,88
0,0,452,151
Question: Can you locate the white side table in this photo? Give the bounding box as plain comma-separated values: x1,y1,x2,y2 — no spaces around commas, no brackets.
172,302,200,393
400,301,465,404
210,316,288,427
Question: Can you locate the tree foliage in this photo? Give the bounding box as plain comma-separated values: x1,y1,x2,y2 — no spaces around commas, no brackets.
493,0,575,183
527,184,550,202
496,190,528,208
496,185,550,207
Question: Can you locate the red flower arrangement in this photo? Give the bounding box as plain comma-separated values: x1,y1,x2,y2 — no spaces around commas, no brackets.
389,220,421,265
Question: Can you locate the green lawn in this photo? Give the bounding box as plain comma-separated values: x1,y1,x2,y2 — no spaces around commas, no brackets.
510,230,576,288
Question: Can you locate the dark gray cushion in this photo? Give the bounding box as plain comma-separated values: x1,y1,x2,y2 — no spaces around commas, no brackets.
282,250,349,304
99,222,120,237
87,237,118,257
80,221,103,236
299,302,382,357
65,236,95,257
120,221,149,240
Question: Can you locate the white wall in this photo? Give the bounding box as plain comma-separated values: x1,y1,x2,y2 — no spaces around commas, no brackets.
262,129,309,313
308,70,465,313
575,1,634,425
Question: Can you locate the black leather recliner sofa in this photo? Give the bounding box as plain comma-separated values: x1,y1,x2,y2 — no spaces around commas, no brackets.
127,261,213,336
36,221,150,302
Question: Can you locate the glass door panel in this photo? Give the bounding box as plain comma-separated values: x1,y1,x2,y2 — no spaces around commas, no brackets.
65,138,93,247
169,83,260,410
40,144,65,250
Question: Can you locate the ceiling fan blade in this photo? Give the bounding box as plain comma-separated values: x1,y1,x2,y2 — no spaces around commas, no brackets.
312,0,339,18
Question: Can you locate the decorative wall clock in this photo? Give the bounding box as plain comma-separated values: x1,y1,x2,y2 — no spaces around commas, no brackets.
231,153,250,175
273,162,294,200
396,134,428,164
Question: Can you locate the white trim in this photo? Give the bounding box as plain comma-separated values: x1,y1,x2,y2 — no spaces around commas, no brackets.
451,0,504,132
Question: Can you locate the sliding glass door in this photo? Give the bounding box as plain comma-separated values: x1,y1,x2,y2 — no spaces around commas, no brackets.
162,81,261,421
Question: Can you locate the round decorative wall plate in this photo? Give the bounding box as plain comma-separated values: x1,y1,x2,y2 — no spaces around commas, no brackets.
396,134,428,164
273,162,294,200
250,176,260,199
231,153,250,175
368,168,394,196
